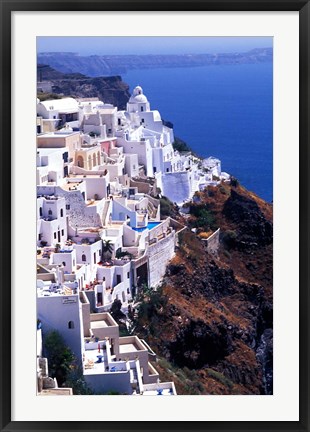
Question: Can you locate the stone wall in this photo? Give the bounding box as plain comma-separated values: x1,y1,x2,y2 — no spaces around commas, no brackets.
205,228,220,255
148,232,175,287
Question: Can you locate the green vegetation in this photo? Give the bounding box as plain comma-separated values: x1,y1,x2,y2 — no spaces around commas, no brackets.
135,284,167,336
223,250,231,259
115,250,134,260
37,93,62,101
66,366,94,395
157,357,206,394
189,205,215,231
89,131,100,138
206,368,234,390
172,137,192,153
219,185,229,195
159,196,177,218
43,330,93,394
222,230,237,250
43,330,75,386
230,176,240,187
110,299,126,321
101,239,113,261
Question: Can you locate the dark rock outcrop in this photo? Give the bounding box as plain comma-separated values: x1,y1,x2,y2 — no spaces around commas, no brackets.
132,183,273,395
37,65,130,110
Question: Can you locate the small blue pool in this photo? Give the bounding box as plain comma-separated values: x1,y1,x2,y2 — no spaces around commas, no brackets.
132,222,161,233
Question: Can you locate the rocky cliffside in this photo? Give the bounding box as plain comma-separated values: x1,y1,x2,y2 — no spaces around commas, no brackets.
37,65,131,109
37,48,272,77
130,181,273,395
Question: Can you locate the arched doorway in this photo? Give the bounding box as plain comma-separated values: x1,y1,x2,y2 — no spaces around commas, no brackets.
77,155,84,168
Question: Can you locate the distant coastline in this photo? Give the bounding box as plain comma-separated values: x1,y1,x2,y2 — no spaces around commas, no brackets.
37,48,272,77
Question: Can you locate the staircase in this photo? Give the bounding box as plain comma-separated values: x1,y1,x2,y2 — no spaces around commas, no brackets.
101,200,111,226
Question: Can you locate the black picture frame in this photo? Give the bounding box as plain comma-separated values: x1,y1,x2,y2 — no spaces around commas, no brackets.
1,1,309,431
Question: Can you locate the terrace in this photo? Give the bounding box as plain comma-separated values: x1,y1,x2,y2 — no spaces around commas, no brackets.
119,336,147,356
83,342,108,375
84,336,129,370
69,173,108,179
142,382,177,396
87,313,119,341
61,181,82,192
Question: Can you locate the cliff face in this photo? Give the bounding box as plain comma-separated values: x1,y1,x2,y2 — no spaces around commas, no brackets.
132,182,273,395
37,65,131,110
37,49,273,77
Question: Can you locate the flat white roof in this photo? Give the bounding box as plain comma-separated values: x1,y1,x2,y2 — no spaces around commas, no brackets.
39,97,78,112
119,343,138,353
37,147,66,155
38,131,79,138
90,320,109,329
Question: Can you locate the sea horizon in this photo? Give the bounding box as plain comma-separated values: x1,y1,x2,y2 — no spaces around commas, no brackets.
123,62,273,203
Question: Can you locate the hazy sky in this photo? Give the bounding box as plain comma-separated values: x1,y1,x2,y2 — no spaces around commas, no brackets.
37,36,273,56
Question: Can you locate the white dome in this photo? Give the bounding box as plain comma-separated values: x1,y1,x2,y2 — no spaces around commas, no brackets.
129,85,148,104
129,94,148,103
133,85,143,96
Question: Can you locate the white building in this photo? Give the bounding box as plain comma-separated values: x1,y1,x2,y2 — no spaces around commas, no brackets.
115,86,177,179
37,195,67,247
114,85,227,204
37,277,177,395
35,84,232,396
37,97,79,131
36,148,68,186
37,279,84,360
80,104,117,139
80,301,177,395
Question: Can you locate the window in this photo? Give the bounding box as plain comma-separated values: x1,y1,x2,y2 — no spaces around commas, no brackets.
116,275,121,284
61,229,64,236
140,107,144,112
60,209,63,217
54,232,56,239
141,118,144,123
38,234,42,241
39,207,43,217
48,209,52,215
66,204,70,210
133,165,136,170
62,262,66,267
97,292,103,306
94,252,96,263
166,168,169,172
82,254,86,262
127,272,130,279
68,321,74,329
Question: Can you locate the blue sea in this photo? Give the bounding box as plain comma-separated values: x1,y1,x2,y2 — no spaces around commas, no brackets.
123,63,273,202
